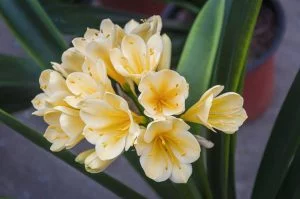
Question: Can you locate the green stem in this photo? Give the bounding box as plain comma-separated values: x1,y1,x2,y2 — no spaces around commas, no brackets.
0,109,145,199
193,156,213,199
173,179,203,199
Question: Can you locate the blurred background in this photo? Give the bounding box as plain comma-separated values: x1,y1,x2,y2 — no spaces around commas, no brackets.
0,0,299,198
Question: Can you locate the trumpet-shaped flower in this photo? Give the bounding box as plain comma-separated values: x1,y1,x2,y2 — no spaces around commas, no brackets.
110,34,163,83
64,59,114,108
124,15,162,41
135,117,200,183
181,85,248,134
32,70,71,116
43,107,84,151
138,70,189,119
52,47,85,77
80,92,140,160
75,149,114,173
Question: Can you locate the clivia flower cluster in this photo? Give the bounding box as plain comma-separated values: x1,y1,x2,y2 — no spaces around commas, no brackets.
32,16,247,183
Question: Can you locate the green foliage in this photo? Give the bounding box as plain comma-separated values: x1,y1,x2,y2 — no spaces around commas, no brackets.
207,0,263,199
0,0,67,68
0,55,41,112
176,0,225,108
252,70,300,199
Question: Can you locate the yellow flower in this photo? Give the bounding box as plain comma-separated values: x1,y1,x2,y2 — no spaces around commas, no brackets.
43,107,84,151
71,19,126,85
138,69,189,119
181,85,248,134
32,70,84,151
110,34,163,83
72,19,124,53
75,149,114,173
124,15,171,71
80,92,140,160
124,15,162,41
135,117,200,183
32,70,71,116
64,59,114,108
51,47,85,77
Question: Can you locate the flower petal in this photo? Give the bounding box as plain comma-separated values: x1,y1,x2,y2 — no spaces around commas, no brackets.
66,72,98,96
170,163,192,183
96,135,126,160
157,34,171,70
140,144,172,182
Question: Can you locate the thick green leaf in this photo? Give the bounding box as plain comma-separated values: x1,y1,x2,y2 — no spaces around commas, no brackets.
176,0,225,198
0,109,145,199
0,55,41,112
176,0,225,108
206,0,262,199
251,70,300,199
0,0,67,68
276,146,300,199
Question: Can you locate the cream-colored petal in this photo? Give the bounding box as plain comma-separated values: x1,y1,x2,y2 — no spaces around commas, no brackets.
144,119,173,143
157,34,171,70
140,144,172,182
134,128,150,156
53,106,79,116
95,135,126,160
72,37,87,53
200,85,224,102
66,72,98,96
124,19,140,33
170,163,192,183
50,139,68,152
100,19,115,39
75,149,94,164
84,28,100,40
181,94,213,125
83,126,103,145
125,121,140,150
59,113,84,138
80,99,111,128
110,48,137,80
169,126,201,164
61,47,85,74
64,95,84,109
208,92,247,133
209,108,247,134
44,126,68,152
121,34,147,73
146,34,163,71
39,69,68,96
44,111,61,126
32,93,49,111
86,40,111,63
84,151,114,173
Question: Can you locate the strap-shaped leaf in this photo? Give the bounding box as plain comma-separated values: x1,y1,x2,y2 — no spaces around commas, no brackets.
0,55,41,112
0,109,145,199
176,0,225,198
206,0,262,198
0,0,67,69
276,146,300,199
252,70,300,199
176,0,225,108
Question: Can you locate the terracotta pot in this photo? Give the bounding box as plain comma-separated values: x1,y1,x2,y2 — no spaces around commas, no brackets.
244,0,285,120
